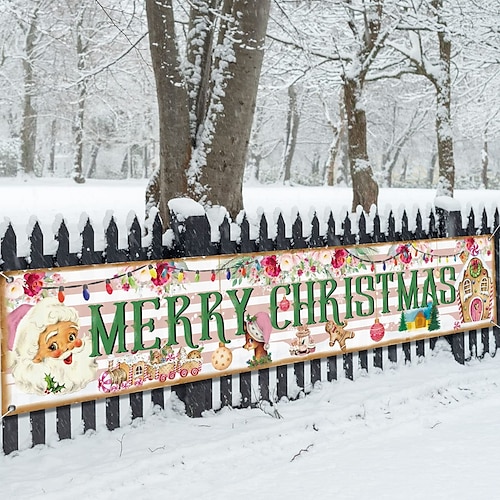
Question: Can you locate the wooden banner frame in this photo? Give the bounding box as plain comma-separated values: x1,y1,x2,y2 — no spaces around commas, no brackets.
1,234,496,415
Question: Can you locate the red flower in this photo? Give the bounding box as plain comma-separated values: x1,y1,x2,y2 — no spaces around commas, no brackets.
151,263,170,286
23,272,45,297
397,245,412,264
261,255,281,277
331,249,347,269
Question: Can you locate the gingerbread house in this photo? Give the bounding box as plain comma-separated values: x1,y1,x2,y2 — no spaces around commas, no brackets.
458,257,492,323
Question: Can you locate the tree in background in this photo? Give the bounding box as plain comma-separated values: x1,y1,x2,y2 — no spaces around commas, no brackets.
389,0,472,198
145,0,271,225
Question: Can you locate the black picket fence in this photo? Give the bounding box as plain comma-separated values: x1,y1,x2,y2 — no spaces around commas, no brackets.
1,203,499,455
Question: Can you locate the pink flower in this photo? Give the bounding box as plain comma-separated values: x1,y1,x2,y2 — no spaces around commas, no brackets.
51,273,63,284
278,253,297,272
313,250,332,265
261,255,281,277
23,272,45,297
331,249,347,269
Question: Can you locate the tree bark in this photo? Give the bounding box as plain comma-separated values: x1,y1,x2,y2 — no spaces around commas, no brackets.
20,9,39,176
481,134,489,189
343,77,379,212
280,84,300,184
72,14,86,184
187,0,219,133
432,0,455,198
199,0,271,217
146,0,192,225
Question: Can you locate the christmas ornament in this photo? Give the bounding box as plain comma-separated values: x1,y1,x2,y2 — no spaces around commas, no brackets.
279,296,290,312
370,318,385,342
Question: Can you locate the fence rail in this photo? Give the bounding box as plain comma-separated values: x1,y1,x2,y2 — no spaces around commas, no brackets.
1,202,499,455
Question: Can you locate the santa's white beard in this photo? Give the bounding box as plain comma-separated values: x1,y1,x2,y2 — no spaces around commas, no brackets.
11,337,97,395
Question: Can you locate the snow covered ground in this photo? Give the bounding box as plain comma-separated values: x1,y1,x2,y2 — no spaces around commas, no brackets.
3,343,500,499
2,178,500,499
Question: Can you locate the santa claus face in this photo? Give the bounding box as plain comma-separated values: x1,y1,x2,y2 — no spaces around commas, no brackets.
9,298,98,396
33,320,82,364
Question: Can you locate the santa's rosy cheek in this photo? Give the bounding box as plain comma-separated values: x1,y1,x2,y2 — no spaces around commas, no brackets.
50,349,63,358
74,338,83,348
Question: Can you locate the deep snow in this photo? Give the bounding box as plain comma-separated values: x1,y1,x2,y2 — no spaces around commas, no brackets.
2,179,500,499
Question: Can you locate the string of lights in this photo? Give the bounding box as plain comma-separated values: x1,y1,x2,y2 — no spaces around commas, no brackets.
0,236,488,303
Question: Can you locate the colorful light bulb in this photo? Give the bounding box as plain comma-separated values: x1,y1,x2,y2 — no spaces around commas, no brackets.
105,279,113,294
82,284,90,301
58,286,65,303
127,272,136,287
149,264,157,279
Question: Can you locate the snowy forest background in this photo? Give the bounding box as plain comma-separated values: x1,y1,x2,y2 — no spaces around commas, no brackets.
0,0,498,191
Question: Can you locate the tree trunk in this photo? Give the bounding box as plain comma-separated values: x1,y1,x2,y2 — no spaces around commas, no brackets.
343,77,379,212
72,80,86,184
280,84,300,184
481,134,489,189
72,15,86,184
47,118,56,175
146,0,192,225
199,0,271,217
433,0,455,198
187,0,218,133
20,10,39,176
86,140,101,179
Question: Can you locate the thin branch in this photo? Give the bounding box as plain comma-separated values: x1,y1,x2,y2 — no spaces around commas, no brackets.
290,443,313,462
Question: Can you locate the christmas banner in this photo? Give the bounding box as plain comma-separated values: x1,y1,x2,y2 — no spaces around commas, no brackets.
1,235,496,414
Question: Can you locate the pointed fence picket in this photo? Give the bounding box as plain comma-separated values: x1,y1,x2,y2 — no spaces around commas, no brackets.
1,204,500,455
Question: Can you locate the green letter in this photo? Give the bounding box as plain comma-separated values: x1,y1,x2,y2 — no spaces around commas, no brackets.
344,277,354,319
440,266,456,304
132,298,161,352
420,269,439,307
199,291,225,343
291,281,316,326
376,272,394,313
397,270,419,310
355,275,375,317
89,302,128,356
165,294,193,347
318,279,341,323
227,288,254,335
270,284,291,330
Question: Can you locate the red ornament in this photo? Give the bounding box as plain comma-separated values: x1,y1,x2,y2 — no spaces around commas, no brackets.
370,318,385,342
279,296,290,312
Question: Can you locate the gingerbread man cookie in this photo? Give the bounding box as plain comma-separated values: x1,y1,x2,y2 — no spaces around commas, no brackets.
325,320,355,351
